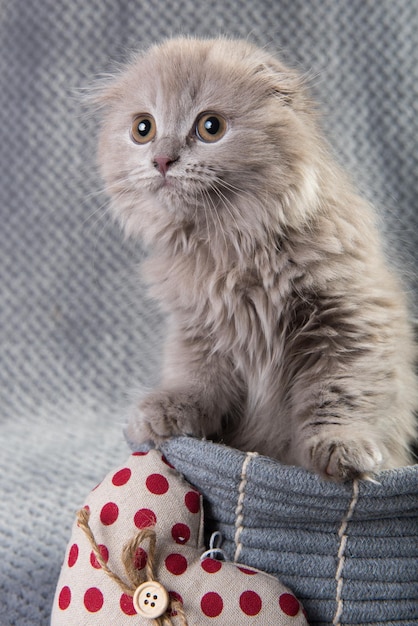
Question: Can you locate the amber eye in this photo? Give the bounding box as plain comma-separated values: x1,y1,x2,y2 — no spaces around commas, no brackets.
195,112,227,143
131,114,156,144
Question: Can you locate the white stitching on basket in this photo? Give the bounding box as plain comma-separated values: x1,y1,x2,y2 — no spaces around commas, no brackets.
333,479,360,626
234,451,258,562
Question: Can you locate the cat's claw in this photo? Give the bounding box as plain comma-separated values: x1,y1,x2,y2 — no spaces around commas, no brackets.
126,389,204,446
306,436,383,482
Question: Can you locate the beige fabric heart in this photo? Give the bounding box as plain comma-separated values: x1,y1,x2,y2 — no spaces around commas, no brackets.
52,450,308,624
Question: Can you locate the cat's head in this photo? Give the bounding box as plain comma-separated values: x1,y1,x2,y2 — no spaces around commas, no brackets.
96,37,324,249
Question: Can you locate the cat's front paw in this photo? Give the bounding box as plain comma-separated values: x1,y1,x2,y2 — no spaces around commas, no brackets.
303,432,383,482
126,389,205,446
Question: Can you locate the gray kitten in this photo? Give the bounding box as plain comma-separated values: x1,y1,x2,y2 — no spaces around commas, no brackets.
96,37,417,481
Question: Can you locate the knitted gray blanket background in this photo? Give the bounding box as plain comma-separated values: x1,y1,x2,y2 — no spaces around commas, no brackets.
0,1,417,625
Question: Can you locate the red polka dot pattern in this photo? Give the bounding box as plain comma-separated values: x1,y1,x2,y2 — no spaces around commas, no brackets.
53,450,307,624
185,490,200,514
146,473,169,495
133,546,148,570
201,592,224,617
90,545,109,569
240,590,262,616
171,523,191,545
58,586,71,611
238,566,257,575
84,587,104,613
134,507,157,529
120,593,136,616
165,553,188,575
201,558,222,573
112,467,131,487
100,502,119,526
169,591,183,616
279,592,301,616
67,544,78,568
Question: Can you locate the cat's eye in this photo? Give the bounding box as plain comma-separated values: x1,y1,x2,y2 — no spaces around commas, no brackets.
131,114,156,144
195,112,227,143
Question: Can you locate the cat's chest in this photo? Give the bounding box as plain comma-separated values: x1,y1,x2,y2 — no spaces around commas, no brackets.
146,252,291,353
183,266,286,356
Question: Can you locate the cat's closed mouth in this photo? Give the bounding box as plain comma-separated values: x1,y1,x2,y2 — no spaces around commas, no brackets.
95,37,418,481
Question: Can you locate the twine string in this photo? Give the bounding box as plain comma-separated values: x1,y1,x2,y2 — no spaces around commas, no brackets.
76,508,188,625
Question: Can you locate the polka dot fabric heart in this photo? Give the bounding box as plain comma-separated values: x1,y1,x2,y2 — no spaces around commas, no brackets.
52,450,307,624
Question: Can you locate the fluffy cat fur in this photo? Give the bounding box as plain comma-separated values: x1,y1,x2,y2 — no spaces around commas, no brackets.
96,37,417,480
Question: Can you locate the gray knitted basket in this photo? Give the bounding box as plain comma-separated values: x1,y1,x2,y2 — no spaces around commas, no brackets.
153,437,418,626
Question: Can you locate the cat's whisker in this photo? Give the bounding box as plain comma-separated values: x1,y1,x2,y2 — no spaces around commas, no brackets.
201,190,213,248
214,176,260,206
201,185,221,246
210,184,242,236
210,192,229,250
90,211,114,254
81,195,114,228
82,186,110,203
94,36,417,480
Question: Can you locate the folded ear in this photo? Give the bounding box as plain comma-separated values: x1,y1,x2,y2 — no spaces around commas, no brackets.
254,58,305,105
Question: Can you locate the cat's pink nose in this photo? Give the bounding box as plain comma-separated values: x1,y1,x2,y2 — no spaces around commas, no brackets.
153,156,176,177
